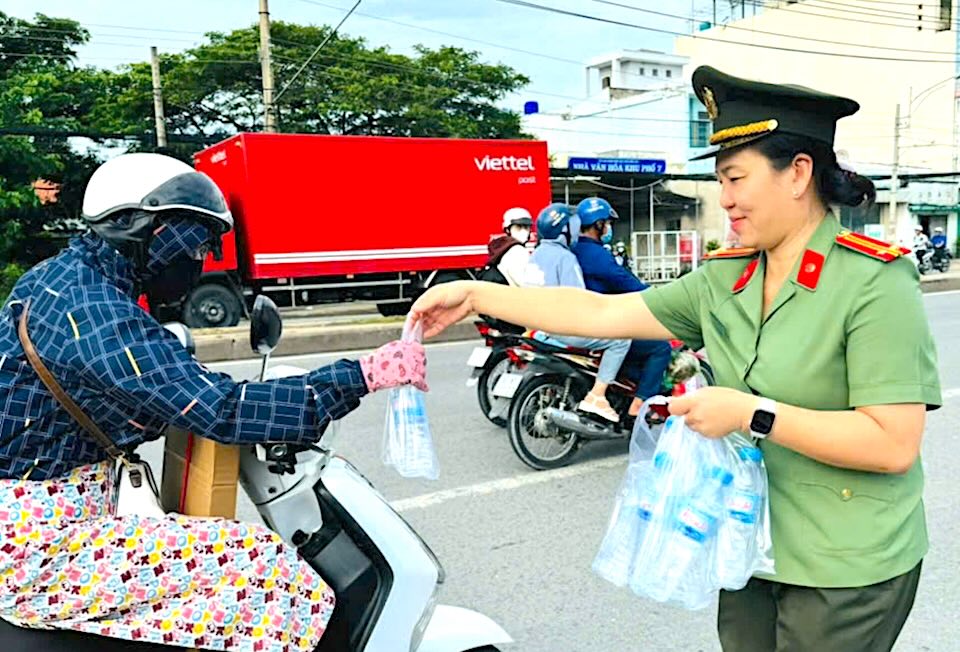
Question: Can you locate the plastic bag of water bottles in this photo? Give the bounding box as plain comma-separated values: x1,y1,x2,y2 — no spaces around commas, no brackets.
381,319,439,480
592,403,773,609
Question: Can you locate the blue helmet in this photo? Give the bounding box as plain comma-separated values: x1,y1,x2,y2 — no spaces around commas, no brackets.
536,203,580,246
576,197,618,228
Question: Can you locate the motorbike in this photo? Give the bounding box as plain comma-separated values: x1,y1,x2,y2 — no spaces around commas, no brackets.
931,247,951,274
489,333,714,471
0,296,512,652
465,319,525,428
916,248,935,275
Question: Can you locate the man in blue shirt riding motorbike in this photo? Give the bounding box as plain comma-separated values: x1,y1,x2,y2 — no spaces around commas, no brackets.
573,198,673,418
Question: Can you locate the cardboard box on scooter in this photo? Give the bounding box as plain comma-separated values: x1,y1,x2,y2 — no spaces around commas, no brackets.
161,427,240,519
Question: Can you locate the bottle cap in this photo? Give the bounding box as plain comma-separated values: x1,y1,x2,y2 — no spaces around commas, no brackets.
737,446,763,463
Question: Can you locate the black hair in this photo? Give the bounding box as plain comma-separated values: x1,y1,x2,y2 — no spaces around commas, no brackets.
749,133,876,208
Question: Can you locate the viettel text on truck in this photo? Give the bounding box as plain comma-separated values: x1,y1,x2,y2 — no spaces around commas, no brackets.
164,133,551,328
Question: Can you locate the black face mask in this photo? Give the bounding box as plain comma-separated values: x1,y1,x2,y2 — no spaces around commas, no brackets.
143,254,204,305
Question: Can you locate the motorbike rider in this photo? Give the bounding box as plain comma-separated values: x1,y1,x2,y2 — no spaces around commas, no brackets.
483,207,533,287
523,203,630,422
613,241,630,270
913,225,932,265
931,226,949,268
573,198,673,418
0,153,427,650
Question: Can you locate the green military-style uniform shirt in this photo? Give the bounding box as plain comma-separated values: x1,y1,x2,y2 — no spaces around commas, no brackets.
643,214,941,588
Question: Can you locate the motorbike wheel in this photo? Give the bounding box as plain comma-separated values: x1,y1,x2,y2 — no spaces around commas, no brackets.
477,354,510,428
508,375,580,471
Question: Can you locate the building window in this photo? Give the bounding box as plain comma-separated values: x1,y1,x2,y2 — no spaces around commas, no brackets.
601,76,611,89
639,66,645,75
652,69,659,77
838,201,881,234
690,109,711,148
666,69,672,78
939,0,952,31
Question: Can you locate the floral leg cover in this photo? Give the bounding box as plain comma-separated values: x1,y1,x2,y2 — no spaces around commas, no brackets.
0,462,335,651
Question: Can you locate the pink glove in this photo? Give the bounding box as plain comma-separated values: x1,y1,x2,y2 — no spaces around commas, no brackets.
360,340,428,393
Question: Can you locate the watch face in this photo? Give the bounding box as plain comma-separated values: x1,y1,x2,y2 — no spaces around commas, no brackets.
751,410,775,434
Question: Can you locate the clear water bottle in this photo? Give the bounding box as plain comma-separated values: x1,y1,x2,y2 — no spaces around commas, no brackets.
382,385,439,480
637,465,732,607
716,446,763,589
593,463,646,586
593,452,671,586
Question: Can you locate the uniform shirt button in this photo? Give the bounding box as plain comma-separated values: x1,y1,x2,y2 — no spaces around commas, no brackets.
841,488,853,501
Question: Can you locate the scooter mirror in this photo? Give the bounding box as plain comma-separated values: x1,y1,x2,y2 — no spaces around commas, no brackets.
163,322,196,356
250,295,283,355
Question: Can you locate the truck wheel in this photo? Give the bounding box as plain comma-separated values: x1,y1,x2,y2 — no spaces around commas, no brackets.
377,301,412,317
429,271,469,288
183,283,242,328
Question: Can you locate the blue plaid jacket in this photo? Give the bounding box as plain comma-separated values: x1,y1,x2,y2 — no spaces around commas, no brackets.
0,234,368,480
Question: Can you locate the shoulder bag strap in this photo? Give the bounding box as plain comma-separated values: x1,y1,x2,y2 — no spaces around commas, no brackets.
17,302,125,463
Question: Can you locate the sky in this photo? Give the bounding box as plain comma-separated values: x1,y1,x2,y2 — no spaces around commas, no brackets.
3,0,751,115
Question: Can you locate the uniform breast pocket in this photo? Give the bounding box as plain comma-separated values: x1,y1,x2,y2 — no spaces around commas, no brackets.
796,476,898,556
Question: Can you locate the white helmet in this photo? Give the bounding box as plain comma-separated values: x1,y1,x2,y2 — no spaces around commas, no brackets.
502,207,533,230
82,153,233,265
935,227,944,232
82,153,232,231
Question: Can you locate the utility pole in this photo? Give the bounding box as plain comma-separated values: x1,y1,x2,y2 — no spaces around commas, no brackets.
150,46,167,148
713,0,717,25
258,0,278,132
889,102,901,242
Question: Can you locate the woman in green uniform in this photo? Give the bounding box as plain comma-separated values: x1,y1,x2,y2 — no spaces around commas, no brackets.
412,66,941,651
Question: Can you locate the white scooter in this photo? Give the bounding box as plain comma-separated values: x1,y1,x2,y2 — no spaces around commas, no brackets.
0,296,512,652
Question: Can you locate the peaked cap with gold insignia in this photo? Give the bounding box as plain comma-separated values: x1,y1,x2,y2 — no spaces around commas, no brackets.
690,66,860,160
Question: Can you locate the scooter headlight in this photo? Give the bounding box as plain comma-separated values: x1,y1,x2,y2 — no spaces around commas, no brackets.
409,582,440,652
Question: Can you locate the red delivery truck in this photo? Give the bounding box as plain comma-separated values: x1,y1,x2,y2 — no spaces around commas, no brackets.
178,133,551,328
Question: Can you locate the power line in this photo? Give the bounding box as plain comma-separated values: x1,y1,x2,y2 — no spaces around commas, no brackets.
274,0,362,102
13,10,656,111
794,0,951,25
0,51,260,65
286,0,683,86
0,126,219,143
493,0,960,64
6,29,202,44
588,0,960,57
737,0,960,30
271,35,685,108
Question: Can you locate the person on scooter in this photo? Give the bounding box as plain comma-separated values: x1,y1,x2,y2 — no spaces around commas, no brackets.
483,207,532,287
0,153,427,650
574,197,673,418
412,66,938,651
613,241,631,270
913,224,931,266
931,226,949,269
523,203,630,423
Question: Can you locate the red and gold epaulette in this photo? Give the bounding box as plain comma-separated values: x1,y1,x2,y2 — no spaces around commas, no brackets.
835,231,909,263
703,247,758,260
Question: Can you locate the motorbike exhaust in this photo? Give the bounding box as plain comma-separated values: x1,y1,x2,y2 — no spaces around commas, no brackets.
543,407,626,441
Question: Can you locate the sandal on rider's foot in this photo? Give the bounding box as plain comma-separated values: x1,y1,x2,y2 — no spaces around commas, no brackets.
578,394,620,422
645,410,667,427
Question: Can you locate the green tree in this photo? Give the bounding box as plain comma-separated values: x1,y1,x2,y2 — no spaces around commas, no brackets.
102,23,529,139
0,13,531,277
0,12,97,268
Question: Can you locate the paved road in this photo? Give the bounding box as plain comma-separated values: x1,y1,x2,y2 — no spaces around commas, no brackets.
157,290,960,651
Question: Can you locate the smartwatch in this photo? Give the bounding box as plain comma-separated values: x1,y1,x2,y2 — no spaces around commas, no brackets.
749,398,777,439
